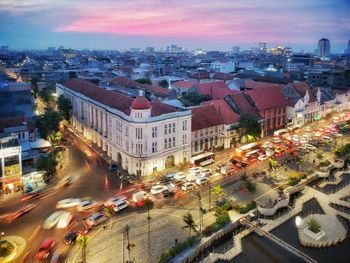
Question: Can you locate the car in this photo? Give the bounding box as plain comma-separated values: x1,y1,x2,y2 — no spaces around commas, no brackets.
35,238,55,260
132,191,148,203
108,164,118,171
300,138,309,144
200,168,212,177
104,195,127,207
43,211,64,229
56,198,81,209
86,212,108,227
56,211,73,229
304,144,316,151
298,147,309,154
64,230,79,245
189,167,202,174
195,177,209,186
77,200,98,212
181,182,196,191
258,154,267,161
50,251,64,263
321,136,334,143
272,137,281,143
111,199,129,212
162,189,174,198
8,204,37,222
165,172,176,179
262,141,273,148
174,172,186,180
150,184,168,195
186,173,197,182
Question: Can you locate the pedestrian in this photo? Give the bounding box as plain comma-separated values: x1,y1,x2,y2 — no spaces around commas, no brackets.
175,238,178,245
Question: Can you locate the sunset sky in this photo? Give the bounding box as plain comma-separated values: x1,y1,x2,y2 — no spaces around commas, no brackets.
0,0,349,52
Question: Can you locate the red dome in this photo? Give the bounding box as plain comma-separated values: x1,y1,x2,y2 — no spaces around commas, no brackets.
131,96,151,110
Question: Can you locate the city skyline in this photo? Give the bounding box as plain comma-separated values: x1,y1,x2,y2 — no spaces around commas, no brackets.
0,0,349,52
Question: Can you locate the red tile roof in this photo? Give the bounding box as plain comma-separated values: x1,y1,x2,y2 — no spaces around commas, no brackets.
194,82,239,100
204,99,240,124
227,92,261,118
172,81,194,89
290,82,317,102
63,79,177,117
190,72,210,79
191,104,223,131
131,96,151,110
244,80,284,90
246,86,288,111
212,73,234,81
0,116,26,130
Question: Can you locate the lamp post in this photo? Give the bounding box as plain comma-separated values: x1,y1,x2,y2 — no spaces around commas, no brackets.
0,232,4,243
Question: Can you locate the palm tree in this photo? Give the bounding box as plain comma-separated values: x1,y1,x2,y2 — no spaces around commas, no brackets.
211,185,224,202
182,213,198,238
77,234,88,263
104,206,115,229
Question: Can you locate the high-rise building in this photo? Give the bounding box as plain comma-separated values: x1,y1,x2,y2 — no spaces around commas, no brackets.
317,38,331,58
259,42,267,50
145,47,155,53
232,46,240,54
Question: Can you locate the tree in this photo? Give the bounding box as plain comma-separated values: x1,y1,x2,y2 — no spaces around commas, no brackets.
77,234,88,263
316,153,324,165
30,77,39,97
35,109,63,139
240,173,248,182
268,158,278,176
48,131,62,155
159,79,169,89
182,213,197,238
57,95,72,120
211,185,224,202
179,92,211,107
36,155,58,175
307,218,321,234
239,114,261,140
104,206,115,229
135,78,152,85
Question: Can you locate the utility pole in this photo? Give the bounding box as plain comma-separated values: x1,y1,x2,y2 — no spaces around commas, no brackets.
122,228,125,263
208,181,211,211
196,191,203,232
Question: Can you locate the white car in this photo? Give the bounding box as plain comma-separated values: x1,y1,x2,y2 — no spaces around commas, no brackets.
196,177,209,186
56,198,81,209
43,211,64,229
262,141,273,148
104,195,127,207
86,212,107,227
201,168,212,177
150,184,168,195
272,137,281,143
265,148,275,157
300,138,309,144
112,199,129,212
186,173,197,182
132,191,147,202
305,144,316,151
258,154,267,161
77,200,98,212
181,182,196,191
174,172,185,180
189,167,202,173
56,211,72,229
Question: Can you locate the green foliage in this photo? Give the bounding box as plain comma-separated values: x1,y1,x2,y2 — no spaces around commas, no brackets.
182,213,198,238
211,185,224,201
159,79,169,89
158,236,197,263
36,154,58,175
319,160,331,167
240,173,248,182
0,241,14,258
136,78,152,85
307,218,321,234
239,114,261,139
335,143,350,157
238,201,256,214
245,180,256,193
203,206,231,237
57,95,72,120
179,92,211,107
288,176,300,186
35,109,63,139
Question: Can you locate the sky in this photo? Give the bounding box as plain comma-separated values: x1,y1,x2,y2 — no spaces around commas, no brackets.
0,0,349,52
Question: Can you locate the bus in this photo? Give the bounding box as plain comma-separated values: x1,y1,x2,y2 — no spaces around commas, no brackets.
190,152,215,166
235,142,260,157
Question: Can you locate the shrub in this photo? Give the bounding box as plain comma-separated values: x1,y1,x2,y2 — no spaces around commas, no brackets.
245,181,256,192
319,160,331,167
158,236,198,263
0,241,15,258
238,201,255,214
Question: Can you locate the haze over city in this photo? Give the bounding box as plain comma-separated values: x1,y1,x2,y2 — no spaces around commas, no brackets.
0,0,349,51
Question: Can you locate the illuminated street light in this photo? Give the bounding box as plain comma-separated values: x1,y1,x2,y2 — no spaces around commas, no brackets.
295,216,301,227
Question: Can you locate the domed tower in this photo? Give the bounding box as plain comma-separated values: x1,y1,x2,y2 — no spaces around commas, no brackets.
130,91,152,120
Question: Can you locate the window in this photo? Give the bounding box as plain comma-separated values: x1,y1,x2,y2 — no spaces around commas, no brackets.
183,134,187,144
136,128,143,139
173,137,176,147
126,141,129,152
172,123,176,133
152,127,158,138
136,143,143,154
125,126,129,136
168,138,172,148
168,123,172,134
164,139,168,149
182,120,187,131
152,142,158,153
165,124,167,135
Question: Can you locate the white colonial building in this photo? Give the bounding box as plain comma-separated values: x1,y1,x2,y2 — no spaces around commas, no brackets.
56,79,192,176
210,60,235,74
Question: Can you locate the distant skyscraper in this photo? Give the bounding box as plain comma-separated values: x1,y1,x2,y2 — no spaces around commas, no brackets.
259,42,267,50
145,47,155,53
232,46,240,54
317,38,331,57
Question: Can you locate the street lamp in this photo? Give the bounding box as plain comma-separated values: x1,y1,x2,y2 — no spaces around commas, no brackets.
0,232,4,243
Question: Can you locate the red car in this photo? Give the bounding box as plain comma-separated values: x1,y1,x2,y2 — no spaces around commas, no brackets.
35,238,55,260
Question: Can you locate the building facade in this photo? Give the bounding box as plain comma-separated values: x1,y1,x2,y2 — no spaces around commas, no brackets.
57,79,192,176
317,38,331,58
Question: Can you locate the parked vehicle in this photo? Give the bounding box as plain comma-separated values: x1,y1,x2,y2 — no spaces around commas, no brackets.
108,164,118,171
174,172,185,180
56,211,72,229
132,191,148,203
305,144,316,151
56,198,81,209
112,199,129,212
104,195,127,207
258,154,267,161
150,184,168,195
43,211,64,229
196,177,209,186
35,238,55,260
162,189,174,198
186,173,197,182
50,251,64,263
181,182,196,191
86,212,108,227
